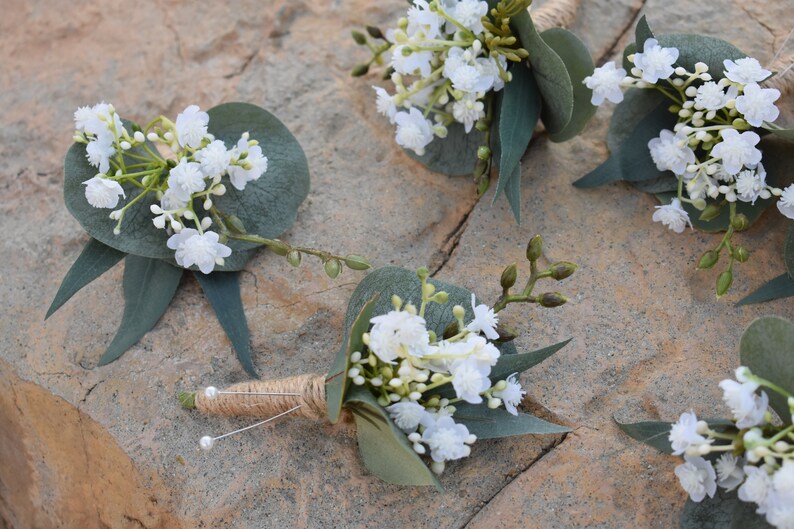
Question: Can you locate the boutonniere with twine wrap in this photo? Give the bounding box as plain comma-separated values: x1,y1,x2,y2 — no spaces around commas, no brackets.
47,102,369,375
574,17,794,300
351,0,595,223
182,235,577,488
619,317,794,529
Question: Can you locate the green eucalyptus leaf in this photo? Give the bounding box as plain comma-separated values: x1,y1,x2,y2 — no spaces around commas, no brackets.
46,238,126,319
740,316,794,423
622,42,637,72
634,16,655,49
326,294,380,423
64,103,309,271
655,192,772,232
194,271,256,378
616,420,674,454
490,338,571,383
98,255,183,365
785,222,794,280
737,274,794,306
631,175,679,193
658,35,745,79
512,9,574,135
406,123,484,176
541,28,597,143
503,162,522,224
493,62,540,208
763,125,794,140
607,89,666,152
346,386,442,489
680,488,772,529
453,403,569,439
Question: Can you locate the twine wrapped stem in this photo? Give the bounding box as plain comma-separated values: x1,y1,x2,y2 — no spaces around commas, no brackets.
531,0,581,32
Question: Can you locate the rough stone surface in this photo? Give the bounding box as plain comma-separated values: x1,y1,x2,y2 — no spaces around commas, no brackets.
1,0,792,528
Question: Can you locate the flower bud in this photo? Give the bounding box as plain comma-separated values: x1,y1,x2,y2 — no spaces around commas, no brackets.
412,443,426,455
389,378,403,388
443,321,458,340
539,292,567,308
494,380,508,391
432,291,448,304
500,263,518,290
549,261,577,281
351,30,367,45
423,282,436,298
699,202,722,221
477,145,491,161
324,259,342,279
203,198,213,211
733,246,749,263
487,397,502,409
416,266,429,280
494,324,517,343
697,250,719,269
352,375,365,386
732,213,749,231
452,305,465,320
526,235,543,261
716,270,733,297
351,64,370,77
366,25,384,39
287,250,302,268
344,254,371,270
224,214,245,233
377,396,389,407
350,351,362,363
408,432,421,443
691,198,707,211
200,217,212,231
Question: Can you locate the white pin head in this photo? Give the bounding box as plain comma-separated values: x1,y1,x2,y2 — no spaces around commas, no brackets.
199,435,215,450
204,386,219,399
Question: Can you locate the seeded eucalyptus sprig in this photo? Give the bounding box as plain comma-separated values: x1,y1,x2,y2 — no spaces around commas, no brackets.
493,234,577,312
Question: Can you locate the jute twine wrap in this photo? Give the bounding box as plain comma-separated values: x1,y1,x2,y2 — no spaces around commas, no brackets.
195,374,328,421
764,54,794,95
531,0,581,33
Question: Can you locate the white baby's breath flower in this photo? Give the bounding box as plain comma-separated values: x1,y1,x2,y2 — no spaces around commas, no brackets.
85,136,116,174
449,358,491,404
466,293,499,339
394,108,434,155
228,137,268,191
711,129,762,175
633,38,679,83
675,455,717,502
194,140,232,177
777,185,794,219
391,45,434,77
175,105,209,149
476,55,508,92
387,401,428,433
583,61,627,105
652,198,692,233
734,165,767,204
444,0,488,34
735,83,781,127
369,309,431,363
723,57,771,84
669,411,711,456
493,373,526,415
714,453,745,491
719,375,769,429
766,491,794,529
773,461,794,494
79,102,125,140
167,229,232,274
406,0,443,39
452,95,485,133
82,176,126,209
693,81,729,111
464,333,500,368
421,415,472,462
167,157,206,202
739,465,773,513
648,130,696,175
373,86,398,123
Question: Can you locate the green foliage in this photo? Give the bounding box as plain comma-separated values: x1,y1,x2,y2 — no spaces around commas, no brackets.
655,192,772,233
194,271,255,378
633,16,655,48
406,123,484,176
99,255,183,365
46,238,125,319
680,488,772,529
616,420,674,454
346,386,442,489
453,403,569,439
737,274,794,306
740,316,794,423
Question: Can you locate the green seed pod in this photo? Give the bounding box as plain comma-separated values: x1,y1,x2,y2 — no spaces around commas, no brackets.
697,250,720,269
526,235,543,261
733,246,749,263
416,266,429,280
225,214,246,234
287,250,302,268
432,291,449,304
324,259,342,279
351,63,370,77
443,321,458,340
351,30,367,45
267,239,291,256
699,203,722,222
493,324,517,343
344,254,371,270
732,213,750,231
691,198,707,211
500,263,518,290
539,292,567,308
366,25,384,39
166,158,177,168
427,330,437,342
549,261,577,281
477,145,491,161
716,270,733,297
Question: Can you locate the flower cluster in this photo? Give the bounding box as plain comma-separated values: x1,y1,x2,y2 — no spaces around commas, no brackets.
668,367,794,528
73,103,268,273
587,41,787,232
347,269,525,474
357,0,530,156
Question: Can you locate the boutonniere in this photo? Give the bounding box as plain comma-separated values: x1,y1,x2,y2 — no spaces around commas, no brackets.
351,0,596,222
48,102,369,375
